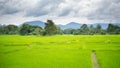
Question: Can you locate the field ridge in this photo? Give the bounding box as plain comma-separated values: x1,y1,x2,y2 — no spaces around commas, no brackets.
91,51,100,68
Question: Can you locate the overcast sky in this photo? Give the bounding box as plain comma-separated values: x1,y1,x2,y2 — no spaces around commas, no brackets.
0,0,120,25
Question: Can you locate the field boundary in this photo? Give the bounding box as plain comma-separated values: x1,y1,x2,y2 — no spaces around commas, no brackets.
91,50,100,68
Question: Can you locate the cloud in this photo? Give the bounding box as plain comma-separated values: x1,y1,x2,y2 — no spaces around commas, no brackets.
25,0,65,17
0,0,120,24
86,0,120,21
0,0,19,15
57,0,120,22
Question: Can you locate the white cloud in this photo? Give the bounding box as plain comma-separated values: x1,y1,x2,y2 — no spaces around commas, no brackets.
0,0,120,25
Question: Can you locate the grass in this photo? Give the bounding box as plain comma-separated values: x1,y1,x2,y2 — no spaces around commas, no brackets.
96,51,120,68
0,35,120,68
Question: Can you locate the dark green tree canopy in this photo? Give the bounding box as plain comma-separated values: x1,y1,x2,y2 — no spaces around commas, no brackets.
19,24,32,35
44,20,57,35
0,21,120,35
79,24,89,35
107,23,120,34
63,28,76,34
19,24,43,35
94,24,102,34
0,24,18,34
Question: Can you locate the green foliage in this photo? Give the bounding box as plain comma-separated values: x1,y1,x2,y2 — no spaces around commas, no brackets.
63,28,76,34
107,23,120,34
44,20,57,35
29,26,43,35
0,21,120,35
89,25,95,35
0,24,18,34
19,24,33,35
56,26,63,34
0,25,5,34
78,24,89,35
94,24,102,34
31,28,42,35
19,24,43,35
72,29,80,35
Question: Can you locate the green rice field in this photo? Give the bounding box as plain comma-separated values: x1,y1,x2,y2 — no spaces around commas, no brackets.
0,35,120,68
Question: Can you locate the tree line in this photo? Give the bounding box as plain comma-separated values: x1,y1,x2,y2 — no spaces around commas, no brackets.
0,20,120,35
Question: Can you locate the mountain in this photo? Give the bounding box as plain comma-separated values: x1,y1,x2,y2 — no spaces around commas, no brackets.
58,22,108,30
24,21,45,28
114,23,120,26
58,22,82,30
24,21,82,29
23,20,120,30
92,23,120,29
92,23,108,29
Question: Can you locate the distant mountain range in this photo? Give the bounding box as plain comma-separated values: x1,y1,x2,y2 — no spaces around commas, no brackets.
58,22,82,29
24,21,45,28
58,23,111,29
24,20,120,30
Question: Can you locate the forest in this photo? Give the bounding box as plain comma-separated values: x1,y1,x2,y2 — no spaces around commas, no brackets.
0,20,120,35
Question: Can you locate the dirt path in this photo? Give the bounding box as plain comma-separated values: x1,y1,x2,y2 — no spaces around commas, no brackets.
91,51,100,68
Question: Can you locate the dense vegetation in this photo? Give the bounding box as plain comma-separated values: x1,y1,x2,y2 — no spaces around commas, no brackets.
0,20,120,35
0,35,120,68
0,20,120,68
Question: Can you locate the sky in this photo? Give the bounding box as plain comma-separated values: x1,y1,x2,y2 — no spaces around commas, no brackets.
0,0,120,25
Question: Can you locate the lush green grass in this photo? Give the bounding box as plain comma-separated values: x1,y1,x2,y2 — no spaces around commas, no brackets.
0,35,120,68
96,51,120,68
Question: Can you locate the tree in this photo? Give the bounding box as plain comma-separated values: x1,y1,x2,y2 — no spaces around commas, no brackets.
73,29,80,35
94,24,102,34
63,28,76,34
19,24,32,35
0,25,5,34
29,25,43,35
44,20,57,35
113,25,120,34
32,28,42,35
107,23,120,34
107,23,114,34
0,24,18,34
115,28,120,34
79,24,89,35
100,29,107,35
89,24,95,35
56,26,63,35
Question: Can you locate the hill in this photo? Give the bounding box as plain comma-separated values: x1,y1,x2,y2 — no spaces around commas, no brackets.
24,21,45,28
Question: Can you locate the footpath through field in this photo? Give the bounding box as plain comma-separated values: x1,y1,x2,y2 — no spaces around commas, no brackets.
91,51,100,68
